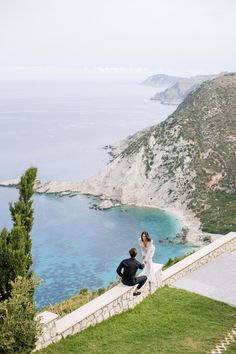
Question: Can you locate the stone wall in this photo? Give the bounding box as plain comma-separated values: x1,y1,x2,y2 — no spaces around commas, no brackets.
35,232,236,352
35,264,163,351
35,311,59,349
162,232,236,285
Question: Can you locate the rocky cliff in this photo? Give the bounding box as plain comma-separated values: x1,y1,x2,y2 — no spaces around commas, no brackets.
79,74,236,234
1,74,235,237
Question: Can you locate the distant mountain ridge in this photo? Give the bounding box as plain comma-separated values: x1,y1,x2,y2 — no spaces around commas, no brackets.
141,74,185,91
151,74,223,104
142,72,227,105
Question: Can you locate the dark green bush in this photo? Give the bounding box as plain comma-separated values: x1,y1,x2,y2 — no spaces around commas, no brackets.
79,288,88,295
203,235,212,243
97,288,106,295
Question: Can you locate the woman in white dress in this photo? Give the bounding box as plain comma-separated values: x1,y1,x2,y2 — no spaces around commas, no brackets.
139,231,156,284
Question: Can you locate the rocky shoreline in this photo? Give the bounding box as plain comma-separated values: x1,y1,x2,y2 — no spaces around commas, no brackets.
3,76,234,247
0,177,205,246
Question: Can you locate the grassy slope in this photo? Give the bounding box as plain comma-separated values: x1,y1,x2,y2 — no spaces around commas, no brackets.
38,287,236,354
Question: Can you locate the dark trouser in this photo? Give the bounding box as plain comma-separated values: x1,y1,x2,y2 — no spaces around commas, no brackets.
135,275,147,289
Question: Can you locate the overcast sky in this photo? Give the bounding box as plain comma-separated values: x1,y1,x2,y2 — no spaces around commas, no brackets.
0,0,235,80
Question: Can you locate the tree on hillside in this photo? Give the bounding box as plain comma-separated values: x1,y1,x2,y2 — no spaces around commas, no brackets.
0,167,37,300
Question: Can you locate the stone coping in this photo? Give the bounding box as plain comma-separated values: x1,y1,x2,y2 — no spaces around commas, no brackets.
35,233,236,350
162,232,236,282
36,311,58,325
56,284,129,334
56,263,163,334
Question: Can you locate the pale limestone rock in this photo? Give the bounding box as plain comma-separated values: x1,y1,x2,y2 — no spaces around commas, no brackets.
1,124,202,245
98,199,113,210
0,178,20,186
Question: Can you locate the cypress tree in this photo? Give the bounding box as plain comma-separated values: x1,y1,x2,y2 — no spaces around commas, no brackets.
0,167,37,300
0,228,11,297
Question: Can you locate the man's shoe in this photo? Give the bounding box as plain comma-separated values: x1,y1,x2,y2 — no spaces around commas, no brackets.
133,291,141,296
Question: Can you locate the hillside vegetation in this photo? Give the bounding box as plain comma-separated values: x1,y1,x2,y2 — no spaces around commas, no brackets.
79,74,236,235
173,74,236,232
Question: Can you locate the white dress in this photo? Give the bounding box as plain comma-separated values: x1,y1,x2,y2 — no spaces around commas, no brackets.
139,238,156,284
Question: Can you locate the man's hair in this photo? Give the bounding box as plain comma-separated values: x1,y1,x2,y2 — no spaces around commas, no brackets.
129,248,137,258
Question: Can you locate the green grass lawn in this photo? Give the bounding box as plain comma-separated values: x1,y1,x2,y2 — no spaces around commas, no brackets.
38,287,236,354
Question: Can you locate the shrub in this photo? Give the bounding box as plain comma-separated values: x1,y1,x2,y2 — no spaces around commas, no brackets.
97,288,106,295
163,252,194,270
0,277,40,354
203,235,212,243
79,288,88,295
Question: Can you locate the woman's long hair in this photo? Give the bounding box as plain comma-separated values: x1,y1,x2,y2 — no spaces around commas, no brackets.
141,231,151,242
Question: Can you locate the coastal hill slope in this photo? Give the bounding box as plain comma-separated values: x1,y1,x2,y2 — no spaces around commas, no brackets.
151,74,221,105
1,75,235,237
78,74,236,234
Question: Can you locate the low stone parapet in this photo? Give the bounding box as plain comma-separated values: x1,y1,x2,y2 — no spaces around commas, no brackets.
35,263,163,351
162,232,236,286
35,232,236,351
35,311,59,350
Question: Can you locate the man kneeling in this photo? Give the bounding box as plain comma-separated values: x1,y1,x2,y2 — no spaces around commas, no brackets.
116,248,147,296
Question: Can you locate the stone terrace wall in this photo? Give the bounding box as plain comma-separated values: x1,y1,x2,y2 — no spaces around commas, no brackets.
35,232,236,352
35,264,163,351
162,232,236,285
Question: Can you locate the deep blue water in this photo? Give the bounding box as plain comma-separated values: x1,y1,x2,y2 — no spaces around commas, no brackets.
0,187,192,309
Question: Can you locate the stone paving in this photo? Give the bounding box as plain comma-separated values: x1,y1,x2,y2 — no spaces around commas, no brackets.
173,252,236,307
172,250,236,353
210,323,236,353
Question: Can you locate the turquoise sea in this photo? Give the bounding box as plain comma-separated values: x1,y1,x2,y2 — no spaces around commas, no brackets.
0,187,192,309
0,80,192,309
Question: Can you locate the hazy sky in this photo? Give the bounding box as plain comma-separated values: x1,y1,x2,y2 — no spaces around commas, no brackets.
0,0,235,79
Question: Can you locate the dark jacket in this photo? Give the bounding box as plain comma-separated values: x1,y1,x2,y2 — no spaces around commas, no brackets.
116,257,144,286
